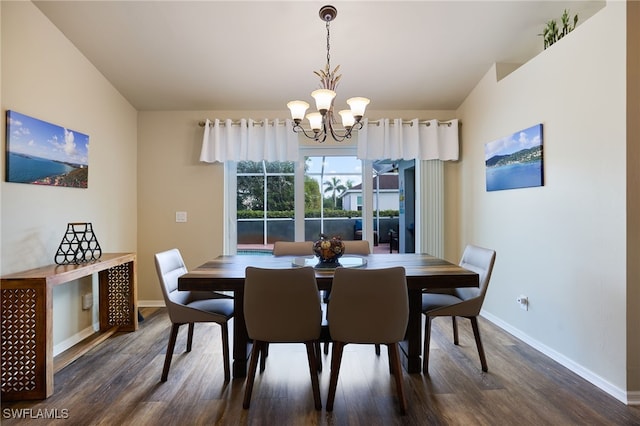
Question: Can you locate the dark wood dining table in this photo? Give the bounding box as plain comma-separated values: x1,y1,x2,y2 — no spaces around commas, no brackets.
178,253,479,378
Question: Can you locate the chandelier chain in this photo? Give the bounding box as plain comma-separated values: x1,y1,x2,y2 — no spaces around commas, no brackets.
326,20,331,72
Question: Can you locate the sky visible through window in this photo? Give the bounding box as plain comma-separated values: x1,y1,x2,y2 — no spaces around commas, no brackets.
306,156,363,190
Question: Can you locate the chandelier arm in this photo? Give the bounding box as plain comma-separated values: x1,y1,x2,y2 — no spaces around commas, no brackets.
292,122,327,142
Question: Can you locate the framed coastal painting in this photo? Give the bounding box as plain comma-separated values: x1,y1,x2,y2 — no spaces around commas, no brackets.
485,123,543,192
5,110,89,188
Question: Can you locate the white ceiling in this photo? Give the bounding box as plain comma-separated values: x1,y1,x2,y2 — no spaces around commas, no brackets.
33,1,605,112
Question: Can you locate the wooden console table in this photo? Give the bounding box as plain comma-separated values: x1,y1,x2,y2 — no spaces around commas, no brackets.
0,252,137,400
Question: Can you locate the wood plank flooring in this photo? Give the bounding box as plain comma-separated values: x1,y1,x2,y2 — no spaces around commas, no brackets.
2,307,639,425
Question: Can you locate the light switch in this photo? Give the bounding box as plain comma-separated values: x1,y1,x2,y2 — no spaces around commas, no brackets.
175,211,187,223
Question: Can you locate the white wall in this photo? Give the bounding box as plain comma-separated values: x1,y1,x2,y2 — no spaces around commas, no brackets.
456,1,633,400
342,191,398,211
1,2,137,350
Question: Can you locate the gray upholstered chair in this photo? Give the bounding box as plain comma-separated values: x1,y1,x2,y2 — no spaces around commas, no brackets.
272,241,314,256
326,266,409,415
323,239,373,354
154,248,233,382
243,266,322,410
341,239,371,255
422,244,496,373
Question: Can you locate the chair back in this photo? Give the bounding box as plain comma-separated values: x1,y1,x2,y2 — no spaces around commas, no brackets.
342,240,371,255
272,241,314,256
454,245,496,305
155,248,192,308
328,267,408,344
244,266,321,342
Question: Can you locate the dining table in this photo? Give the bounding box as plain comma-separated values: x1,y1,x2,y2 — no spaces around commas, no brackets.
177,253,479,378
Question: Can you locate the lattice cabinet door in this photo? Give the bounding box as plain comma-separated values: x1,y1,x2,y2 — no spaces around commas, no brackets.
1,281,52,400
99,261,137,332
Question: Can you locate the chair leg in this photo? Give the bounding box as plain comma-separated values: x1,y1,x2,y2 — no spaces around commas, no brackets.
220,322,231,382
259,342,267,373
389,342,408,415
326,341,345,411
314,341,323,372
161,323,181,382
186,323,195,352
452,316,459,345
469,316,488,372
423,316,432,374
305,341,322,410
243,340,264,409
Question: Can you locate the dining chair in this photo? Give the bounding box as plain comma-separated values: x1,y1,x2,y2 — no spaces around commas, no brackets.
341,239,371,255
421,244,496,374
272,240,314,256
154,248,234,382
326,266,409,415
243,266,323,410
322,239,373,354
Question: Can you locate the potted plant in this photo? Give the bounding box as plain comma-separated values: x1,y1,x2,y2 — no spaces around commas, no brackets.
540,9,578,49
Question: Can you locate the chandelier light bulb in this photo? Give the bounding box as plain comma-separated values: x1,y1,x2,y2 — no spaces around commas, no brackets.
306,112,323,131
311,89,336,114
287,101,309,122
338,110,355,129
346,97,370,120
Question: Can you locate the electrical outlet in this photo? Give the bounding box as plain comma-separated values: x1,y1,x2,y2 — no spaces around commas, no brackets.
82,293,93,310
516,295,528,311
175,211,187,223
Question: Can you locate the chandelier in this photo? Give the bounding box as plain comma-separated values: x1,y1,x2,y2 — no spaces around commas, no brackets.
287,5,370,143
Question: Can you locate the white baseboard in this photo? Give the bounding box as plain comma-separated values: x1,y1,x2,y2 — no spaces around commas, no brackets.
138,300,166,308
481,310,633,405
53,324,98,357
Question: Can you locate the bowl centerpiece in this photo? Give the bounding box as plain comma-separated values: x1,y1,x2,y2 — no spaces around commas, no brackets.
313,234,345,268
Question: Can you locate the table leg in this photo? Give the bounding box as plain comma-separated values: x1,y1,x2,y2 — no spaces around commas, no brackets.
232,291,251,378
398,288,423,374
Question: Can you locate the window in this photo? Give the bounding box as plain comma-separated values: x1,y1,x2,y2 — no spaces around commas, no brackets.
236,160,295,247
303,155,363,241
226,146,403,254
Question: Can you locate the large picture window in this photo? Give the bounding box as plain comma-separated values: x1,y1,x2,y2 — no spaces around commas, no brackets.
231,147,401,253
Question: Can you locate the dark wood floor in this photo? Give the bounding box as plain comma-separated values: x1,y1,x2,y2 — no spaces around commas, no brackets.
3,307,639,425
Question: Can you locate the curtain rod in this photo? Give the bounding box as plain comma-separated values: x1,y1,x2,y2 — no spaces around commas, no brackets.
198,119,456,128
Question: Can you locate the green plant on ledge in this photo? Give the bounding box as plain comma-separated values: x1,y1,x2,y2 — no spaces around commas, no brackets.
540,9,578,49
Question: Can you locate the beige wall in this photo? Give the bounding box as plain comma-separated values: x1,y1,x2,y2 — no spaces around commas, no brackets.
0,2,137,350
457,1,634,399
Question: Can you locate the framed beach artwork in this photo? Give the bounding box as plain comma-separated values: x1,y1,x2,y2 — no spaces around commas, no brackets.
5,110,89,188
485,123,543,192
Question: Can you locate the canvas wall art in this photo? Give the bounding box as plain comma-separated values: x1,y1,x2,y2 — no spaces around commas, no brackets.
5,110,89,188
485,123,543,192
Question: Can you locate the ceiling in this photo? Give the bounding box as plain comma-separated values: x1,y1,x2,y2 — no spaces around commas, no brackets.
33,1,605,112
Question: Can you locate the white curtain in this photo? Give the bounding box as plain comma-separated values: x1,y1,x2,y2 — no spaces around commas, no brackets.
200,118,299,163
357,118,459,161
